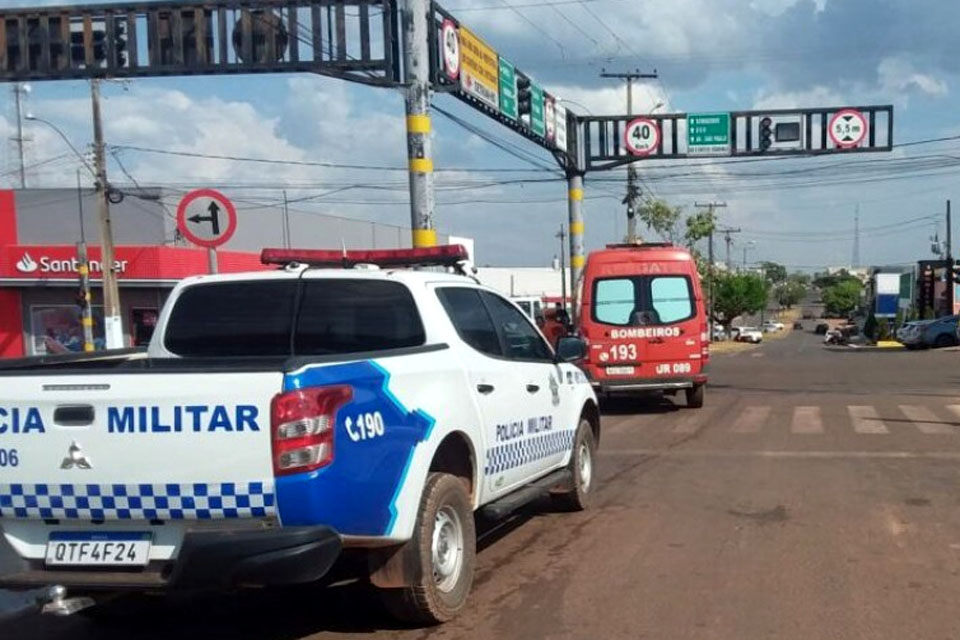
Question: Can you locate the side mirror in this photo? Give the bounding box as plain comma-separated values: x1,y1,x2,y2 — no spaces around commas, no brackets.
555,336,586,363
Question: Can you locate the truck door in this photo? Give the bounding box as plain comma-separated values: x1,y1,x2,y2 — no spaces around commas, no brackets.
435,287,530,500
478,291,568,481
644,274,701,378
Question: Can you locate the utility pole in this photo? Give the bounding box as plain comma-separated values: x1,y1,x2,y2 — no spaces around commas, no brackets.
12,83,29,188
556,224,567,313
568,172,585,326
852,204,861,268
715,224,741,271
696,202,726,339
947,199,953,315
76,169,94,352
282,189,291,249
91,79,124,349
601,69,658,244
402,0,435,248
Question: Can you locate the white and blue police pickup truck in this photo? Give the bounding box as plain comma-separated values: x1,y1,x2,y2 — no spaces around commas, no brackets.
0,245,599,624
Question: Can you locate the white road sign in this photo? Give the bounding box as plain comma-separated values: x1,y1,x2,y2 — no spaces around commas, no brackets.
624,117,660,156
544,95,556,143
554,104,568,152
828,109,868,148
441,19,460,81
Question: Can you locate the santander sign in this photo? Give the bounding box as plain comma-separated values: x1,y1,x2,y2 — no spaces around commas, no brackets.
13,251,128,276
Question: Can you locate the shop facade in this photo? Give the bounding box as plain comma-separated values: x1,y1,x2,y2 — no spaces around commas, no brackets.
0,243,264,357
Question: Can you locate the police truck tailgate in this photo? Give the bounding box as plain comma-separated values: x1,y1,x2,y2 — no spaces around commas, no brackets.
0,368,281,565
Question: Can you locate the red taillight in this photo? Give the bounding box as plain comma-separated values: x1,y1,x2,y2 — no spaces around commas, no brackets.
270,386,353,476
701,322,711,363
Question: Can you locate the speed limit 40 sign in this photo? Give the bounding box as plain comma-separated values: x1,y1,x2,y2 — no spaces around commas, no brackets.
625,117,660,156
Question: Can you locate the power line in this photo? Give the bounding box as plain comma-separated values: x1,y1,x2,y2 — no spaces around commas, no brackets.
495,0,567,58
110,144,555,174
431,104,561,173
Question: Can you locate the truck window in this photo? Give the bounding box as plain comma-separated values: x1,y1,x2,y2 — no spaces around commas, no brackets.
165,281,297,356
295,280,425,354
437,288,503,357
651,277,694,324
594,279,635,325
479,291,553,362
164,279,425,357
592,275,695,327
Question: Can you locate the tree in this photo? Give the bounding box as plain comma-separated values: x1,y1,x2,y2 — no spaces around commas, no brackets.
822,280,862,317
788,272,812,287
760,261,788,284
684,209,716,249
775,281,806,309
814,269,859,290
712,272,769,329
637,199,683,244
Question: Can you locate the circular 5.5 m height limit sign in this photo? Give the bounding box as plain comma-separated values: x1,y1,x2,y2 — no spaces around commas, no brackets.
828,109,868,149
624,117,660,156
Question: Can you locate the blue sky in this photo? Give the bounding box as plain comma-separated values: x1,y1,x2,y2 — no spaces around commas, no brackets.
1,0,958,269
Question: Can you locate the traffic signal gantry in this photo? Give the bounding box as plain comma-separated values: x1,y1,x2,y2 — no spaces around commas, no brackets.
0,0,894,313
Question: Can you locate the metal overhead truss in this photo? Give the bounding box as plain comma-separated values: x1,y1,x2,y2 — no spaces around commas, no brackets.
580,105,894,172
0,0,401,86
429,2,578,173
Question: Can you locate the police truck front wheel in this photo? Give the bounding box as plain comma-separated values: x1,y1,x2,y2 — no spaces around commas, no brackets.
380,473,476,624
553,418,596,512
686,384,705,409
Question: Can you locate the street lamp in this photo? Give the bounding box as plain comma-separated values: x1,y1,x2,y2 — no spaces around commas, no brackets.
558,98,593,115
25,113,96,177
742,240,757,271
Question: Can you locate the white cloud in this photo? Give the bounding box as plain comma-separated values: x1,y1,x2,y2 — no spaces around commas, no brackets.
752,86,846,110
878,57,948,97
553,83,671,116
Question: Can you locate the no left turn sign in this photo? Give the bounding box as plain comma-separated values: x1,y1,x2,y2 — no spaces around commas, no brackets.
176,189,238,249
828,109,868,148
441,19,460,81
625,117,660,156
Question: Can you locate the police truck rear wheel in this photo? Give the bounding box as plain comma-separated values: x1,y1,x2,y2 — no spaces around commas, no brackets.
381,472,476,624
554,418,596,512
686,384,705,409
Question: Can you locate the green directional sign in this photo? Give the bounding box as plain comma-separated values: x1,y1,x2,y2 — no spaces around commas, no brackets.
531,84,545,137
688,112,731,156
498,57,517,121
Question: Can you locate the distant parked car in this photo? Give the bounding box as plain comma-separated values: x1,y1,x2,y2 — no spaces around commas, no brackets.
793,321,804,330
736,327,763,344
712,325,728,341
896,320,925,343
899,316,960,349
762,321,785,333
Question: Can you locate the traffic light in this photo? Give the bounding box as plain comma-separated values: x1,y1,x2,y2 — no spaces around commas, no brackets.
69,17,126,68
113,18,128,68
517,73,532,118
232,10,289,64
759,117,773,151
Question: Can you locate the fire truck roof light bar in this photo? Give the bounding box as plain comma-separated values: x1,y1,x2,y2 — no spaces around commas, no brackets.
261,245,469,268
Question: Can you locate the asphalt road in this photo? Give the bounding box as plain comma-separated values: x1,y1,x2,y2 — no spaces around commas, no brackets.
8,326,960,639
